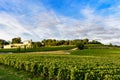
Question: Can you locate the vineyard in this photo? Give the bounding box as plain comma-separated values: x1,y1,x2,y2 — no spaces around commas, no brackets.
0,49,120,80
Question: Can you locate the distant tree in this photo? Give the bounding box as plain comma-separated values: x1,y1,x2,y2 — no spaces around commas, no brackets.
42,39,51,46
4,41,9,45
89,40,102,44
83,38,89,44
64,40,69,45
42,39,58,46
76,43,84,50
74,39,83,44
12,37,21,44
56,40,65,46
41,38,103,46
0,39,9,48
109,43,113,47
51,39,57,46
32,42,43,48
68,40,75,45
0,39,4,48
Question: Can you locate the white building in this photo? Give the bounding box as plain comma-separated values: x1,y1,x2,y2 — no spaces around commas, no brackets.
4,40,32,49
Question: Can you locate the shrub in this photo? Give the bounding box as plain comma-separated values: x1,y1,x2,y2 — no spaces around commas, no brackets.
76,43,84,50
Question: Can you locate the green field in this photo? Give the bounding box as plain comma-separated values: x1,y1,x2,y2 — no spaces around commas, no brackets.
0,45,75,53
0,48,120,80
71,48,120,56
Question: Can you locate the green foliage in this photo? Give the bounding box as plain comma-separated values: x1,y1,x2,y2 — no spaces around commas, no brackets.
70,49,120,56
57,68,70,80
41,38,103,47
89,40,102,44
76,43,84,50
12,37,21,44
32,42,43,48
0,39,4,48
85,44,104,49
109,43,113,47
71,67,85,80
42,39,58,46
0,49,120,79
0,39,9,48
0,49,120,80
83,38,89,44
0,64,33,80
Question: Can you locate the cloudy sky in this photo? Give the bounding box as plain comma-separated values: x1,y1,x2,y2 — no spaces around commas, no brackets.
0,0,120,45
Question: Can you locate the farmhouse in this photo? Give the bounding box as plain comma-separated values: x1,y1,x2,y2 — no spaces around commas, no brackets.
4,40,32,49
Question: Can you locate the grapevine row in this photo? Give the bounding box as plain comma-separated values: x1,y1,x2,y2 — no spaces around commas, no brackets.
0,54,120,79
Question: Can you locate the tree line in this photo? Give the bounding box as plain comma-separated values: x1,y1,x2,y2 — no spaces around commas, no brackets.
0,37,102,48
41,39,102,46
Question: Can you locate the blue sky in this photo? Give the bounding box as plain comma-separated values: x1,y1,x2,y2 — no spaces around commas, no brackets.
0,0,120,45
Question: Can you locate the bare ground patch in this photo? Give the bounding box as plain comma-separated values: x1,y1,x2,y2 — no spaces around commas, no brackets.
25,50,70,54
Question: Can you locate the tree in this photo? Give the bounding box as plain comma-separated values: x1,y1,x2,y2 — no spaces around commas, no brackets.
12,37,21,44
0,39,4,48
4,41,9,45
109,43,113,47
89,40,102,44
76,43,84,50
32,42,43,48
83,38,89,44
56,40,65,46
74,39,83,44
42,39,57,46
0,39,9,48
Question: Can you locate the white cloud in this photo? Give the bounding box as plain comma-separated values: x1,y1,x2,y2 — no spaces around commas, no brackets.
0,1,120,45
0,12,33,41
